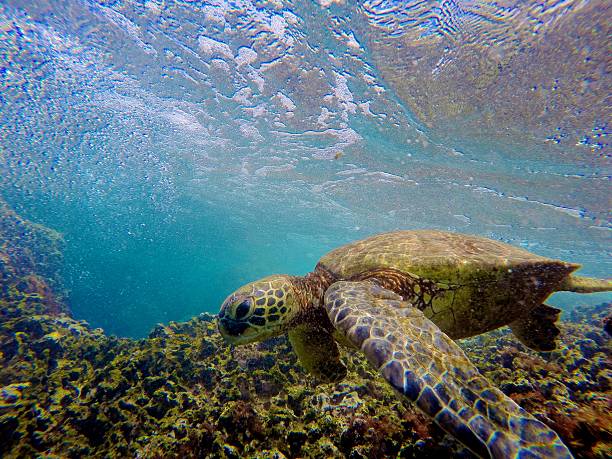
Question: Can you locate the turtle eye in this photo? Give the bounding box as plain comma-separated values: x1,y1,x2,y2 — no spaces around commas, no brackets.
234,298,252,320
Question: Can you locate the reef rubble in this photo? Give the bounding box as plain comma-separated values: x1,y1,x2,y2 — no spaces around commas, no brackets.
0,201,610,458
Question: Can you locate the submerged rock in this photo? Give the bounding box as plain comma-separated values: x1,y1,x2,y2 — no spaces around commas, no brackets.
0,198,68,316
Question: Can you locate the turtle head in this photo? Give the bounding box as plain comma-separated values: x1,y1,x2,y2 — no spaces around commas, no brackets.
218,275,300,345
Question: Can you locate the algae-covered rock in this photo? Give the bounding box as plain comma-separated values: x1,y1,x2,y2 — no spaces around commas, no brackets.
0,198,67,314
2,296,609,458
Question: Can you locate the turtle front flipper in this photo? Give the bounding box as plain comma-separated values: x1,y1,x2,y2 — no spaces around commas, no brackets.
325,281,573,459
288,323,347,383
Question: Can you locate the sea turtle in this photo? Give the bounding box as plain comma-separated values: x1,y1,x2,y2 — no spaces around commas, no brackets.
217,230,611,458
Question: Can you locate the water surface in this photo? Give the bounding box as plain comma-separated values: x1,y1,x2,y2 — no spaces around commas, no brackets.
1,0,610,336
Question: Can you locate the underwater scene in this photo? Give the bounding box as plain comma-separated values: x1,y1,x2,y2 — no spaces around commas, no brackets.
1,0,610,458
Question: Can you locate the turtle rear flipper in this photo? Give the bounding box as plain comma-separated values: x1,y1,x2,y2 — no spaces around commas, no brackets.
324,281,573,459
559,275,612,293
509,304,561,352
288,323,347,383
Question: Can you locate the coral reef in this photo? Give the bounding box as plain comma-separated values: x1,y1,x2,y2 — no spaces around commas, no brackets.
1,200,610,458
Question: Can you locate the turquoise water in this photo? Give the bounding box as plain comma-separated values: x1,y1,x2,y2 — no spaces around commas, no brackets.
1,0,610,337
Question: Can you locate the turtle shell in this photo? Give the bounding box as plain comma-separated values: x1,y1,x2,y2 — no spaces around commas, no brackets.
318,230,578,338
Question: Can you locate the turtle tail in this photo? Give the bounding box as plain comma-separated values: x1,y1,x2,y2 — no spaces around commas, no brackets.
559,275,612,293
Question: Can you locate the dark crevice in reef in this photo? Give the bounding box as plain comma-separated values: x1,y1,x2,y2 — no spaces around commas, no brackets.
1,199,610,458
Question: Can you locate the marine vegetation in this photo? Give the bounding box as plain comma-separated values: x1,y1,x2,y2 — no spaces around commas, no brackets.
0,202,610,458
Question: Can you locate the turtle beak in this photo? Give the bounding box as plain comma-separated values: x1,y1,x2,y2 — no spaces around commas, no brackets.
218,317,248,338
218,316,259,344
